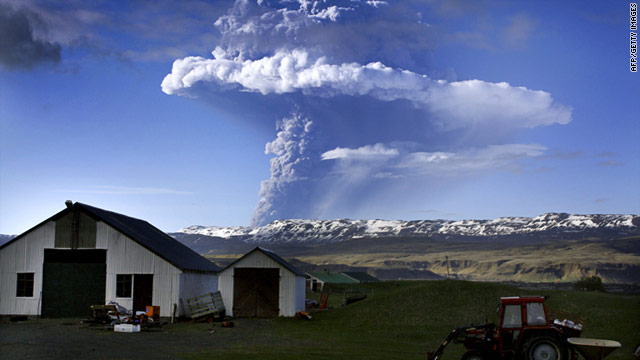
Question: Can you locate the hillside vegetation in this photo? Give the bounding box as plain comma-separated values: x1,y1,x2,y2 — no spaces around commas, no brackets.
178,214,640,284
184,280,640,360
204,236,640,284
294,238,640,283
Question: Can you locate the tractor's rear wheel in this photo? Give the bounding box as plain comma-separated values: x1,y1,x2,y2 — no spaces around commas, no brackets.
523,336,566,360
461,350,486,360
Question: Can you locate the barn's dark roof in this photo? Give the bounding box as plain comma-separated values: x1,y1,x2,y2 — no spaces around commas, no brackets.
0,202,219,273
222,246,306,277
341,271,379,283
77,203,219,273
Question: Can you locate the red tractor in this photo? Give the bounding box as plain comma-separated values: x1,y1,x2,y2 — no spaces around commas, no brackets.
427,296,620,360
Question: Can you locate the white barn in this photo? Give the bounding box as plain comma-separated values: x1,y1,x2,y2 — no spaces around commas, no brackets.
0,202,219,318
218,247,306,317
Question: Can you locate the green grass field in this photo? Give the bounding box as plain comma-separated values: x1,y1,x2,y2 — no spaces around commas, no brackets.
184,280,640,360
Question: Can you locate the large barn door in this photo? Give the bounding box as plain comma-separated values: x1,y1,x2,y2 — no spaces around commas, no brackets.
233,268,279,317
41,249,106,318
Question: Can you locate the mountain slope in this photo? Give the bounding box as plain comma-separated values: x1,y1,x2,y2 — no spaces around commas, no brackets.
178,213,639,244
0,234,16,247
172,213,640,284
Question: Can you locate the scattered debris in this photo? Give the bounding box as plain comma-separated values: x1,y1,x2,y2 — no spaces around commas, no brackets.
87,304,121,324
305,299,319,309
114,324,140,333
108,302,130,316
86,302,165,330
87,301,137,324
295,311,312,320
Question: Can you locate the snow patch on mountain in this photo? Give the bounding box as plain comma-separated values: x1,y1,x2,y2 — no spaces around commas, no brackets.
177,213,639,244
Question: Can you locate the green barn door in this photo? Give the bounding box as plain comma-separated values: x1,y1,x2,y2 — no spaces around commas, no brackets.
41,250,106,318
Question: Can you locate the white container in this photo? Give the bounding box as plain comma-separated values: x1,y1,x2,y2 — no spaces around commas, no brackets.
114,324,140,333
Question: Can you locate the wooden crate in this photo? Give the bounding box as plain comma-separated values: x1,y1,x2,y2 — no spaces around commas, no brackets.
184,291,225,319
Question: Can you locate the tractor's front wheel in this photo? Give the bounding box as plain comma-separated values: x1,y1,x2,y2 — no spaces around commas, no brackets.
461,350,486,360
523,336,566,360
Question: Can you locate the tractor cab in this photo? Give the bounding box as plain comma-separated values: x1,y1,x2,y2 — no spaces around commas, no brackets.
498,296,557,358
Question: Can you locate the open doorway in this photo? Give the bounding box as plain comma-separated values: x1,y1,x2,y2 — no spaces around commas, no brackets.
133,274,153,313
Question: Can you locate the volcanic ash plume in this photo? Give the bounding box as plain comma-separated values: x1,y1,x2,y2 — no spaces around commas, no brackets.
161,0,574,226
251,112,316,226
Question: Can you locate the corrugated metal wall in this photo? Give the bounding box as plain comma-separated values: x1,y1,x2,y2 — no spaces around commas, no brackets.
218,251,305,317
1,218,217,318
0,222,55,315
179,272,219,316
96,222,181,317
295,276,306,313
54,211,96,248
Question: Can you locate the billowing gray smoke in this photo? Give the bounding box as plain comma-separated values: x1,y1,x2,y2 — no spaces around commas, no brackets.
162,0,573,226
251,112,315,226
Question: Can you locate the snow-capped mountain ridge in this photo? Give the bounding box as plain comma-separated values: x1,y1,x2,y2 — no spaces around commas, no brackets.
178,213,639,244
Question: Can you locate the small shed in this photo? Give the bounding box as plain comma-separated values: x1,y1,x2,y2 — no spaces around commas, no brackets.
307,270,359,292
342,272,379,283
218,247,305,317
0,201,219,318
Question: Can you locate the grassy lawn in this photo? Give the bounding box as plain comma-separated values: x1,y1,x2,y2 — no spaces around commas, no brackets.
181,280,640,360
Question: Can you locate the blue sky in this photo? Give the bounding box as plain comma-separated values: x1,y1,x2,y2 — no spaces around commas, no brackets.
1,0,638,234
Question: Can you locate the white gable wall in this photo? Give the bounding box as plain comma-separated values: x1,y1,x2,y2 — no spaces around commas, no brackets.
218,250,305,317
1,217,218,318
96,222,182,317
0,222,55,316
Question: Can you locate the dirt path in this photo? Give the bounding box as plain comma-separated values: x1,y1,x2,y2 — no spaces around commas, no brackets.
0,318,273,359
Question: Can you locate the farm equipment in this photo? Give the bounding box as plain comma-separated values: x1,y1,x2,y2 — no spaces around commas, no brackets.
567,338,621,360
427,296,621,360
342,289,367,306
